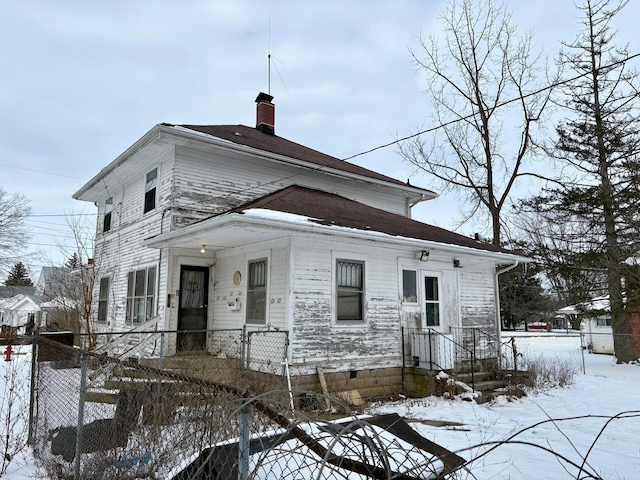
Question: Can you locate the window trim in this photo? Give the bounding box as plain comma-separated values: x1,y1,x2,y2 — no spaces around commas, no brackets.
421,270,443,328
97,276,110,324
103,197,113,233
401,269,418,304
246,257,268,325
144,168,158,214
125,265,157,325
335,258,366,324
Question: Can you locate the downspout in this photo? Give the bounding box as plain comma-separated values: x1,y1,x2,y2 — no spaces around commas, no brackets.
407,194,426,218
495,261,519,347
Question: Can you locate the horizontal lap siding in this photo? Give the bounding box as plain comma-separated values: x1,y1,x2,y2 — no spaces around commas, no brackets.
290,243,402,374
459,268,496,329
212,242,289,332
94,152,175,332
171,147,409,228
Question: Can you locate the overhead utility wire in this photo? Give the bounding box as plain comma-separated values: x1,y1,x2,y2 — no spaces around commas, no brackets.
342,52,640,161
11,52,640,218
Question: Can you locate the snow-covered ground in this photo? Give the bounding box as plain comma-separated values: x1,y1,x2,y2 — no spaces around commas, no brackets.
3,336,640,479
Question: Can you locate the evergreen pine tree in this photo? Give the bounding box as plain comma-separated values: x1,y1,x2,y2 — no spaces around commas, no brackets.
4,261,33,286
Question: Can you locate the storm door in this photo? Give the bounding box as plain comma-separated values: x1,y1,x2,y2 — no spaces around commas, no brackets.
177,266,209,352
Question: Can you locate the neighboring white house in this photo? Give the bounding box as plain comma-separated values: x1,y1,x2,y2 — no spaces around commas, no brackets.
0,294,41,336
72,93,528,378
558,296,614,354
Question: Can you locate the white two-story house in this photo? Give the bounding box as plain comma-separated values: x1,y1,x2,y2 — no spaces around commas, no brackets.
73,93,526,392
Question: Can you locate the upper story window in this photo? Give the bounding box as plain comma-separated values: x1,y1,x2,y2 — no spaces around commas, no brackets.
144,168,158,214
336,260,364,322
103,197,113,232
125,266,156,325
246,259,267,324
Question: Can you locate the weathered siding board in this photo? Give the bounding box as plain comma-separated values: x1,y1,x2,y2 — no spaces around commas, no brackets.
289,240,403,375
92,150,176,331
170,146,409,228
211,239,290,332
459,267,497,328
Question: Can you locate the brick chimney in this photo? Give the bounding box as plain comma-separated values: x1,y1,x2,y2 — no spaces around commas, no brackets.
255,92,275,135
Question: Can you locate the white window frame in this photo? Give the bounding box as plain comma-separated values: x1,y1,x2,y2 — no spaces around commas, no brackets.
401,268,418,304
333,251,367,325
125,265,157,325
144,168,158,214
245,251,270,325
97,276,110,325
103,197,113,232
420,270,443,329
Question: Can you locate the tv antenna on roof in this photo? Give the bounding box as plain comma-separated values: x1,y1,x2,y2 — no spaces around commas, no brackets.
266,14,289,96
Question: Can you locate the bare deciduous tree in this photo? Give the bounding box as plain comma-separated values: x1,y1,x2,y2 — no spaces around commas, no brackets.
0,187,31,274
42,212,102,349
400,0,554,245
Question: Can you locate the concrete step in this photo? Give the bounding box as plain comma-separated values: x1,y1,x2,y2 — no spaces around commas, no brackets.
85,391,119,404
455,371,496,384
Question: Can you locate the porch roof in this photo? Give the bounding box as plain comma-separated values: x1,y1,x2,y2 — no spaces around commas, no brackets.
143,186,528,262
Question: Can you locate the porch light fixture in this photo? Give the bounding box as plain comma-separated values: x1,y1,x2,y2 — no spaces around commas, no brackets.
200,245,206,254
419,250,430,262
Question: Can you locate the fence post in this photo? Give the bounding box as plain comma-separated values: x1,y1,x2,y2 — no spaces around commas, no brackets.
158,332,165,369
246,331,252,372
238,398,251,480
471,328,476,391
580,331,586,375
401,326,405,368
27,329,38,445
73,352,89,480
241,325,247,370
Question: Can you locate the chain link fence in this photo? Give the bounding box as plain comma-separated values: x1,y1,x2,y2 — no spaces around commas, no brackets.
29,335,464,479
500,332,640,382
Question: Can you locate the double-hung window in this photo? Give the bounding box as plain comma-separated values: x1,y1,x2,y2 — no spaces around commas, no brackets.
125,266,156,325
103,197,113,232
97,277,110,324
246,259,267,324
336,260,364,322
144,168,158,213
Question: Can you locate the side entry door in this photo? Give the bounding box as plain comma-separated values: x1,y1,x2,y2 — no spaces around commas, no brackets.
177,266,209,352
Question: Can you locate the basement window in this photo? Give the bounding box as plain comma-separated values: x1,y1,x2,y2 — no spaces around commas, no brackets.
144,168,158,214
336,260,364,323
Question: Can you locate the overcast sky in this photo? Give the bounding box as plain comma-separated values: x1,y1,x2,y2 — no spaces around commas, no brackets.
2,0,639,278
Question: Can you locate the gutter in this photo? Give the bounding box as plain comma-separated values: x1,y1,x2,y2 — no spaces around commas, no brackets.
494,260,520,348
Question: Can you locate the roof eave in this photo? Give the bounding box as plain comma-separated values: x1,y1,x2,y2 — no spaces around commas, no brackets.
72,124,165,201
167,125,437,200
142,211,529,263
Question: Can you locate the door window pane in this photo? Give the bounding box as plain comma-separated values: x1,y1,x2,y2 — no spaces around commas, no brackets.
424,275,440,327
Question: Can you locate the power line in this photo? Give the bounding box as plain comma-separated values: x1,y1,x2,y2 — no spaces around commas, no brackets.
342,52,640,161
26,213,96,218
0,163,87,181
